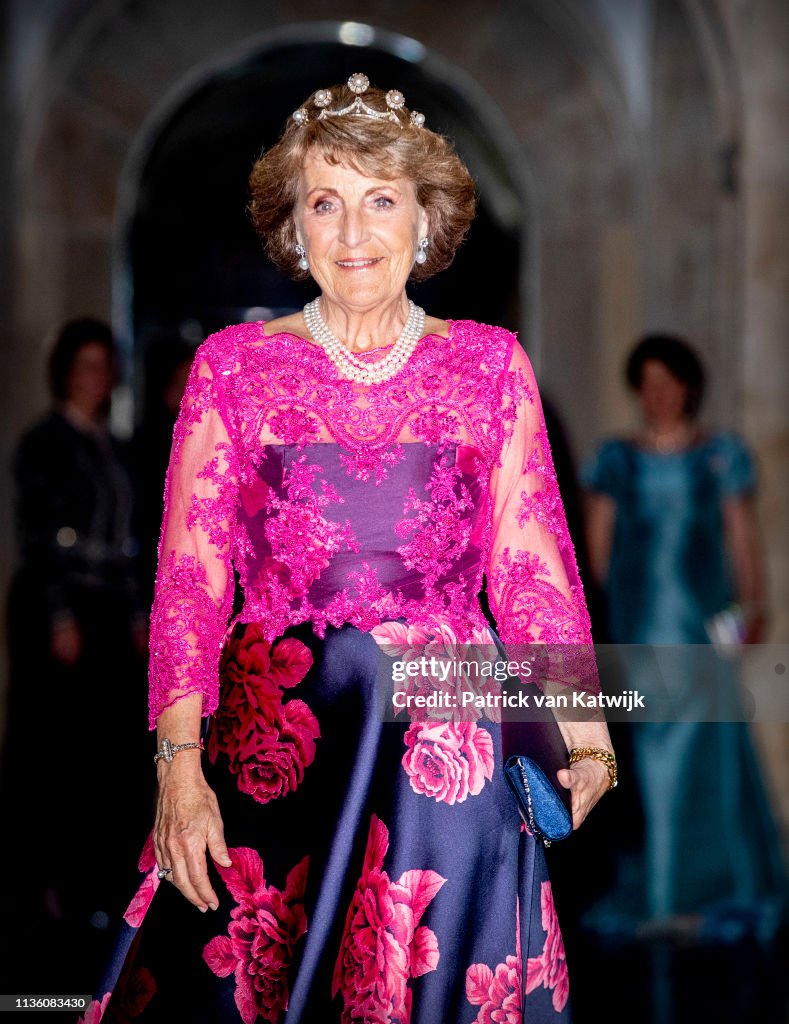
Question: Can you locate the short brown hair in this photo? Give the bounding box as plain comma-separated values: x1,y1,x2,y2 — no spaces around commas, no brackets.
626,334,706,418
248,84,477,281
49,318,116,400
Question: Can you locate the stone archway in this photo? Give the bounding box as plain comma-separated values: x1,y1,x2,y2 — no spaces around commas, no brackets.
112,24,537,400
11,0,638,450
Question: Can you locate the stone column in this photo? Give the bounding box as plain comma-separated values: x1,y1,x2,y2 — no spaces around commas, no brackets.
721,0,789,844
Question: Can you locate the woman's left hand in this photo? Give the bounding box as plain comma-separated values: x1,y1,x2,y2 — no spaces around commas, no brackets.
556,759,610,830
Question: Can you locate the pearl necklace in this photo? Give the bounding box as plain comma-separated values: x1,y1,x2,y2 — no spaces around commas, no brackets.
303,298,426,385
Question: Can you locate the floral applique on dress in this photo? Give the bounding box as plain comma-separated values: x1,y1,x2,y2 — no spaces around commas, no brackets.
207,626,320,804
203,849,309,1024
332,814,446,1023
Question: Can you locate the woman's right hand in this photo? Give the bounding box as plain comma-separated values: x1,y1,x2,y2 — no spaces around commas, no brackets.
153,754,233,912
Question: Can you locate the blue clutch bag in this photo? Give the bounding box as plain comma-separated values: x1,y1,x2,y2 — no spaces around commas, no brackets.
502,682,573,845
504,754,573,846
489,631,574,846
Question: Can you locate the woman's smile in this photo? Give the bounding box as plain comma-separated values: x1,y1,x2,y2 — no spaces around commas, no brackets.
335,256,385,270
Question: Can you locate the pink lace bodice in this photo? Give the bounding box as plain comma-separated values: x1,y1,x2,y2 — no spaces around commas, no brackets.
148,319,595,727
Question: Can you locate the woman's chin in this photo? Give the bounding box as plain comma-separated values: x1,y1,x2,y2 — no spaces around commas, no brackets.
324,280,403,309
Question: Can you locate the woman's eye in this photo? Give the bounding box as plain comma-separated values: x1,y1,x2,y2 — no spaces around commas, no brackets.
374,196,394,208
313,199,333,213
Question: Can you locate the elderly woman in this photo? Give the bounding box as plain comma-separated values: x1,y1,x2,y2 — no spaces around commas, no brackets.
89,76,614,1023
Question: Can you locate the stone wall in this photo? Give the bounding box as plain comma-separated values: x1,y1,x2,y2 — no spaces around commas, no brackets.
718,0,789,835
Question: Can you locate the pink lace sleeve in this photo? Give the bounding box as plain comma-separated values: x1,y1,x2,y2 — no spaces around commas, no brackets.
486,338,598,691
148,345,239,728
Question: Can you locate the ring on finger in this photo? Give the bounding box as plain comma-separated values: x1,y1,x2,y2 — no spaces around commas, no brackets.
157,866,173,881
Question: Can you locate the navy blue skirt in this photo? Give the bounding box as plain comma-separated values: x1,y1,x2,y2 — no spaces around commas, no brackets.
84,623,571,1024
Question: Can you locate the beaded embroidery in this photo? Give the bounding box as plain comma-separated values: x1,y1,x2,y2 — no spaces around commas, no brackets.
148,320,597,726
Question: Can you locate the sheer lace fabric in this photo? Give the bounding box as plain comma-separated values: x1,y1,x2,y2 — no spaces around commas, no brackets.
148,320,596,727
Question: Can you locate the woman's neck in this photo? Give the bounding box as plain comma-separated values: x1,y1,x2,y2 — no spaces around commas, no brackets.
317,294,411,353
62,399,106,433
640,418,699,452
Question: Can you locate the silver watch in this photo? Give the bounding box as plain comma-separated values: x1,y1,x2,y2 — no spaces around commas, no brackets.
153,737,204,765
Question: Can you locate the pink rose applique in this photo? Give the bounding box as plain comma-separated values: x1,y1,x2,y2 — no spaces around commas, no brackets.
136,831,156,874
466,958,523,1024
332,815,446,1023
466,900,523,1024
235,698,320,804
77,993,110,1024
370,620,427,657
525,882,569,1012
123,870,159,930
203,848,309,1024
122,832,160,928
208,628,320,805
402,721,494,804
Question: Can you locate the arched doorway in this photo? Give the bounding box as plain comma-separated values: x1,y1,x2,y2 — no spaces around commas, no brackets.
115,23,534,412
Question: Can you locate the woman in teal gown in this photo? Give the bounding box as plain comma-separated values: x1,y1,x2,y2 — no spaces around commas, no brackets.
582,334,787,939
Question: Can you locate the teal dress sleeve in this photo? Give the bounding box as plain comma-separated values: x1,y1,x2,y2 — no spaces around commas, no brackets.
581,438,625,499
711,432,757,498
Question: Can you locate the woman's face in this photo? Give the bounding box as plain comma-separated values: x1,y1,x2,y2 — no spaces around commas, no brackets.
636,358,689,425
66,341,114,411
293,148,428,313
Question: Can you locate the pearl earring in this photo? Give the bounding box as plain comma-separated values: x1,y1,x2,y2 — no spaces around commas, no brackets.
295,243,309,271
415,237,429,265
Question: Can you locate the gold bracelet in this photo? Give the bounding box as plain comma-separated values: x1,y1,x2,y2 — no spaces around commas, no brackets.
568,746,618,790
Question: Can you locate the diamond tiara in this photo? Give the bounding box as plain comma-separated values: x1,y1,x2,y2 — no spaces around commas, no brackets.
292,72,426,129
